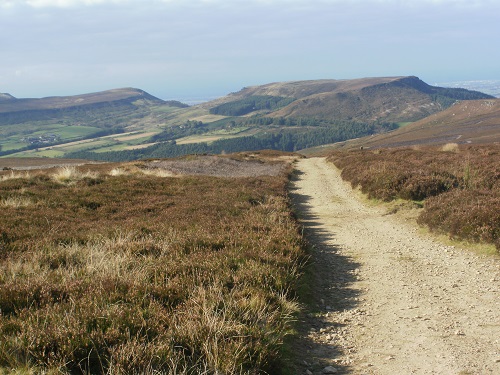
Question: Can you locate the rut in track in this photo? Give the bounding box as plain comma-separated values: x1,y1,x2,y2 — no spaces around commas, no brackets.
289,157,500,375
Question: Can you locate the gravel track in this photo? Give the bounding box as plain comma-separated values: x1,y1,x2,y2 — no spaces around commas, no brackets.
290,157,500,375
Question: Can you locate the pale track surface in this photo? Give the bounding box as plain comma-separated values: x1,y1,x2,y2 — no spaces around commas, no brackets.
290,157,500,375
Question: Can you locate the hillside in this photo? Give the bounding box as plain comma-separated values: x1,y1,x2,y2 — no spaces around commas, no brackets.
2,76,495,160
207,76,493,123
325,99,500,150
0,88,166,114
0,152,305,374
0,88,188,158
0,88,183,128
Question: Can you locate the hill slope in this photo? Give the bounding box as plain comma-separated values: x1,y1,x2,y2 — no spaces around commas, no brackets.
0,88,165,114
329,99,500,149
0,88,186,127
207,76,493,123
0,88,188,157
2,76,495,159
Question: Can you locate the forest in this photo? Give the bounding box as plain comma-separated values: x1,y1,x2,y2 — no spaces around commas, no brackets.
65,121,397,162
209,95,296,116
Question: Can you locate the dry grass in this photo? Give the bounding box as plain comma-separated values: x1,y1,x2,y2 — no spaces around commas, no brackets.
0,171,31,182
142,153,289,178
328,144,500,250
440,143,460,153
0,155,305,374
51,166,100,185
1,196,34,208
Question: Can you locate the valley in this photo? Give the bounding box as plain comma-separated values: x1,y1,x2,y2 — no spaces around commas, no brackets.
1,76,494,160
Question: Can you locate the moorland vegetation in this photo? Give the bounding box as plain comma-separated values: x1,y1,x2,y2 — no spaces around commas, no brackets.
327,144,500,251
0,153,305,374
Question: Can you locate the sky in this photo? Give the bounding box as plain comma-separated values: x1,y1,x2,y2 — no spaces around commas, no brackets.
0,0,499,101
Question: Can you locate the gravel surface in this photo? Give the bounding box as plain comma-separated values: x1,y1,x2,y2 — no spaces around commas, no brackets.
290,157,500,375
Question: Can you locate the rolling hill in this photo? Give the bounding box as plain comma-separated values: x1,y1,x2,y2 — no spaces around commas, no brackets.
0,88,186,126
0,88,188,157
1,76,496,160
322,99,500,151
206,76,493,123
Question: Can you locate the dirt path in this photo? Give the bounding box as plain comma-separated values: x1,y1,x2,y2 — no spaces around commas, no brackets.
289,157,500,375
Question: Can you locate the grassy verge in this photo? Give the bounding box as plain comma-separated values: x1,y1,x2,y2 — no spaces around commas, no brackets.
0,156,306,374
327,144,500,251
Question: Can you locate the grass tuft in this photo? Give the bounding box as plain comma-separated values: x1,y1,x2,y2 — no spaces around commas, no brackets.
51,166,100,185
0,171,31,182
0,155,305,374
1,196,34,208
108,167,129,177
441,143,460,153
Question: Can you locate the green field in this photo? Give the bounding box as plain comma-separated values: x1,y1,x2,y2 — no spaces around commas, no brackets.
0,124,104,155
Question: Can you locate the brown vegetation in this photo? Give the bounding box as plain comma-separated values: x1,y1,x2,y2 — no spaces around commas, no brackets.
0,88,163,113
208,76,491,123
143,153,288,178
0,156,305,374
327,145,500,250
337,99,500,150
0,158,94,171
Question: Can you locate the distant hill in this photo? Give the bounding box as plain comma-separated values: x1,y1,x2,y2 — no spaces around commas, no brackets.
0,88,187,125
2,76,496,160
436,80,500,98
319,99,500,151
0,88,188,158
206,76,493,123
0,93,16,101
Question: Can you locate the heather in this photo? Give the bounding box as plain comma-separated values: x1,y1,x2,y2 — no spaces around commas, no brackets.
0,155,305,374
327,145,500,250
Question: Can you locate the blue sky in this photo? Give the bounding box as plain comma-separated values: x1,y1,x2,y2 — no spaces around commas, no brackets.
0,0,499,100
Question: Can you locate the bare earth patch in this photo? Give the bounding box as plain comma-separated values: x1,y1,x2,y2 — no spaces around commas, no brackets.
290,157,500,375
143,155,287,177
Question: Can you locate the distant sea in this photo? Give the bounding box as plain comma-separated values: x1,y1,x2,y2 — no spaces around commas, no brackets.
435,80,500,98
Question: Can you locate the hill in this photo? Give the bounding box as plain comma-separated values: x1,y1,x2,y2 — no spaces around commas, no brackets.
0,88,188,157
2,76,494,160
207,76,493,123
0,88,165,114
321,99,500,151
0,88,187,126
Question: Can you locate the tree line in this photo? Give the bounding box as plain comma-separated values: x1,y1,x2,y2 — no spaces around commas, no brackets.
65,121,395,162
209,96,295,116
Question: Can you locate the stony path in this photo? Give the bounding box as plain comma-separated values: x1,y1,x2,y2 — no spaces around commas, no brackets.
289,157,500,375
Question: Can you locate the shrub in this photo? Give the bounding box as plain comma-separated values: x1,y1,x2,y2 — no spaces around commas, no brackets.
328,145,500,250
0,156,305,373
418,189,500,250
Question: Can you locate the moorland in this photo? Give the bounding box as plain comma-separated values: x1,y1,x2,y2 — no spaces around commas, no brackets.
0,152,305,374
1,76,499,374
